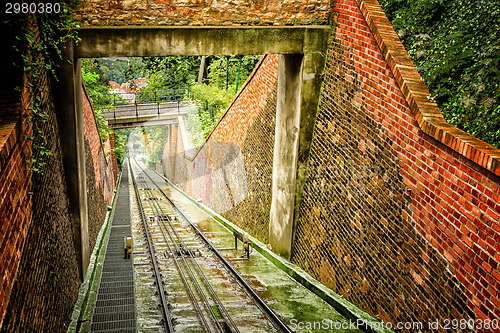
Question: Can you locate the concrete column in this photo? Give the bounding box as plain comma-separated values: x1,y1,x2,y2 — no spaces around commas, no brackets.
269,54,303,259
109,131,118,181
54,45,89,280
170,123,178,180
74,59,90,276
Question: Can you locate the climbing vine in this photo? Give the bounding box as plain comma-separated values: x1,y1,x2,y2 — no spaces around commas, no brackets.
5,0,82,173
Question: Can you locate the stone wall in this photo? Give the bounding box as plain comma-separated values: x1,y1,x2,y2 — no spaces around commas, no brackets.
82,84,116,250
0,20,81,331
166,54,278,242
73,0,330,26
292,0,500,328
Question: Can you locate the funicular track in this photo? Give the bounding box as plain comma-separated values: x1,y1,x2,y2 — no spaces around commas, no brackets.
129,157,293,333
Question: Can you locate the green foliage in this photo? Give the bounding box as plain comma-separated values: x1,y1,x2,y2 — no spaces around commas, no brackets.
139,56,201,91
379,0,500,148
187,84,235,147
206,55,261,90
143,126,169,163
184,55,261,148
81,59,111,142
113,128,132,166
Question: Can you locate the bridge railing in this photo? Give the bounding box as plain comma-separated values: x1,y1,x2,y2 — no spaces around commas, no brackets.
96,88,193,121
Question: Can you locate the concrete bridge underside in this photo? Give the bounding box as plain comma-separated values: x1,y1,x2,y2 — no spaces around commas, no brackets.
54,26,331,277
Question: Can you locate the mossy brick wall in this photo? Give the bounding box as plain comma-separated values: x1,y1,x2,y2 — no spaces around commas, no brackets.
82,84,116,250
0,20,80,331
73,0,330,26
291,0,500,328
169,54,278,242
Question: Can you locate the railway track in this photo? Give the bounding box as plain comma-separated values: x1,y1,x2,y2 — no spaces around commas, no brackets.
129,157,293,333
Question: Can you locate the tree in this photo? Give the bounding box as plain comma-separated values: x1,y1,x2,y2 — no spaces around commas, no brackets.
81,58,110,141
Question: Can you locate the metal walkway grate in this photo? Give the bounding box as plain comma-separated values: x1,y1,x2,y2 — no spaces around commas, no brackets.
90,163,137,332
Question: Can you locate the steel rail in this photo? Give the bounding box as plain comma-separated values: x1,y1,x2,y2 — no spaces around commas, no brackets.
140,182,218,333
142,178,240,333
143,188,224,333
132,158,219,333
131,160,213,333
128,159,175,333
137,161,293,333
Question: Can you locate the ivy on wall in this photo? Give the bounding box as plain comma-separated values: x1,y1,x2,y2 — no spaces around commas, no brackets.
2,0,82,173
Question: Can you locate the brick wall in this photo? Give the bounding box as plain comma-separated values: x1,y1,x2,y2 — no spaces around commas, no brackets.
168,55,278,242
82,84,116,249
0,19,81,330
292,0,500,329
145,0,499,328
0,19,118,331
73,0,330,27
0,83,33,330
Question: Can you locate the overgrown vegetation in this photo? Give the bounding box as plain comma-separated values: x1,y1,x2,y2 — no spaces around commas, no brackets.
142,126,169,163
379,0,500,148
81,59,111,141
1,0,82,173
84,54,261,163
187,84,235,147
186,55,261,148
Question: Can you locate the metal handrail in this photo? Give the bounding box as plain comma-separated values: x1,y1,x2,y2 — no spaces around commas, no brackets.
97,88,193,119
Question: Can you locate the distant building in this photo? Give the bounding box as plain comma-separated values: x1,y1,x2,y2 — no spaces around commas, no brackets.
108,81,120,94
108,78,149,104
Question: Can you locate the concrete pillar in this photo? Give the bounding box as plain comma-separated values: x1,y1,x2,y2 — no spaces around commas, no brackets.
170,123,178,180
54,44,90,280
269,54,303,259
109,131,118,180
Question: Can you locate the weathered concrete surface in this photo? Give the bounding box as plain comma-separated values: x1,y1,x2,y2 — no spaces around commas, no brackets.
269,54,303,259
53,46,90,279
74,26,330,58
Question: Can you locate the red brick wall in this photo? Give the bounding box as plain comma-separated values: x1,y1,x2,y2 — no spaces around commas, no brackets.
0,78,33,329
292,0,500,330
73,0,330,26
82,84,116,249
157,1,500,327
168,55,278,242
0,19,81,330
0,22,117,331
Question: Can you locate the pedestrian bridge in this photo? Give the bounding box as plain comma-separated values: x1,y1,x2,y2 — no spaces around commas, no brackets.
99,89,193,129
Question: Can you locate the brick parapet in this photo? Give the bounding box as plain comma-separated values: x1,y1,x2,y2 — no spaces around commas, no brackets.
356,0,500,176
0,17,80,330
0,87,32,330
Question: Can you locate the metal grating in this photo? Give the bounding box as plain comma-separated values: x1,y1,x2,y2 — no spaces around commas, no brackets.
90,163,137,332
